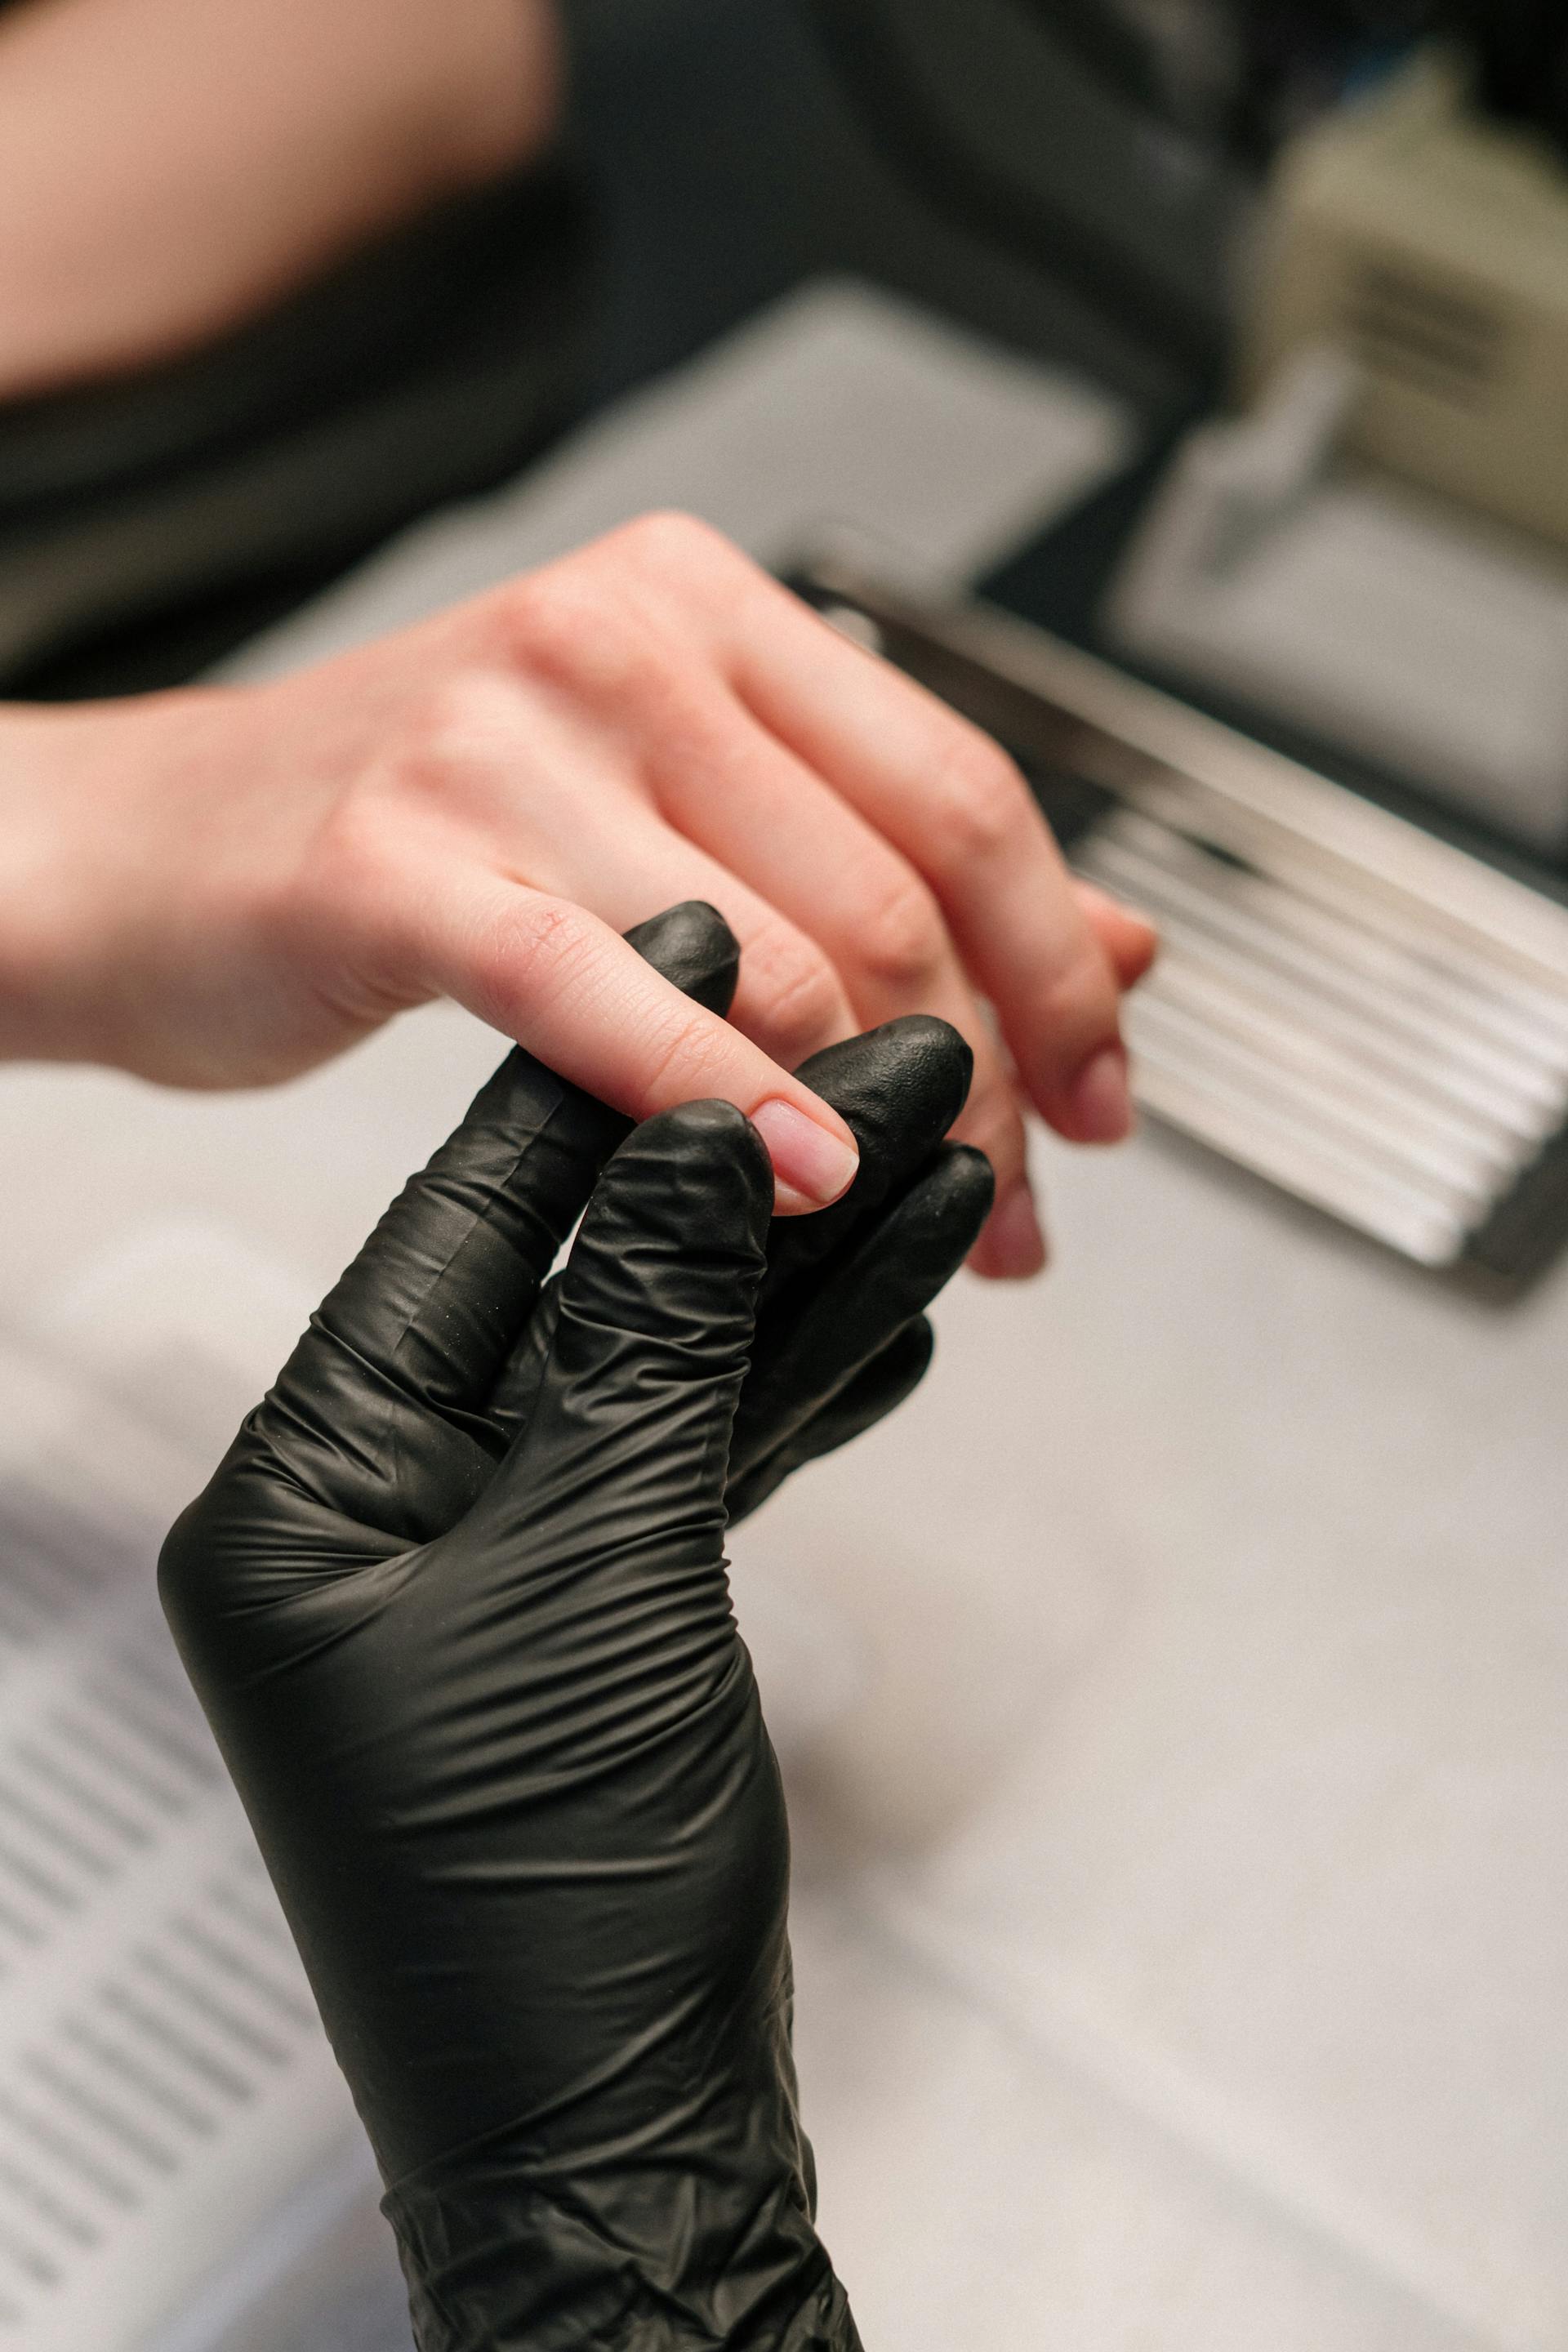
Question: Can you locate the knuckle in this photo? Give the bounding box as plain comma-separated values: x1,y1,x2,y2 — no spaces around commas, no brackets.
641,1009,737,1104
612,509,733,579
301,782,405,907
745,926,845,1065
495,892,591,982
852,874,946,998
279,678,535,976
926,733,1029,866
392,671,517,773
497,570,633,695
473,895,598,1031
494,568,579,659
301,677,520,865
272,786,428,1007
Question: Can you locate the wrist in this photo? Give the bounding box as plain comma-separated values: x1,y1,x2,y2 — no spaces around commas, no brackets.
0,688,247,1074
382,2134,861,2352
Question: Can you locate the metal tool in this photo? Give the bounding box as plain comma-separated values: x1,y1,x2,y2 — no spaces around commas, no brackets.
794,554,1568,1281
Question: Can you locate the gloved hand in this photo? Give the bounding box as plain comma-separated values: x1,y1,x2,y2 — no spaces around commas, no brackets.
160,902,991,2351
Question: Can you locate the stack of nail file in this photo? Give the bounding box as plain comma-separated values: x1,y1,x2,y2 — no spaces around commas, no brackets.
800,559,1568,1281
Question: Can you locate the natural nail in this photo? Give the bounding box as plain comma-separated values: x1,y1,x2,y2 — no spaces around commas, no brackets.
1069,1045,1134,1143
751,1098,861,1213
982,1183,1047,1278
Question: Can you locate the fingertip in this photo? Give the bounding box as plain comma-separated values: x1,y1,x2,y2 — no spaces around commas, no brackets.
791,1012,976,1169
647,1100,776,1257
1075,879,1159,990
623,900,742,1016
886,1142,996,1285
935,1140,998,1232
870,1013,974,1129
562,1098,774,1330
1057,1042,1135,1146
655,1092,771,1153
1110,919,1158,991
968,1181,1048,1280
627,1096,775,1209
750,1097,861,1214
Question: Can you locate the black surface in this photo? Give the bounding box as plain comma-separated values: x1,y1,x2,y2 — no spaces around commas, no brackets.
0,167,595,701
563,0,1224,419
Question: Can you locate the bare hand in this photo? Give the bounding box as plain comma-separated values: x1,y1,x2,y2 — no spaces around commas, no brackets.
0,515,1154,1272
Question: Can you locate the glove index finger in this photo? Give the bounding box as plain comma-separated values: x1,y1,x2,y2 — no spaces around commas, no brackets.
481,1102,772,1548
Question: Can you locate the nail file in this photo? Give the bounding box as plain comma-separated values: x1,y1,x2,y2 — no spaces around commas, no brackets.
795,559,1568,1281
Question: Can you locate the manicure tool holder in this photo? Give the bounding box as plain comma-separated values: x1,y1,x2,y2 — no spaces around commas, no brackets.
791,555,1568,1285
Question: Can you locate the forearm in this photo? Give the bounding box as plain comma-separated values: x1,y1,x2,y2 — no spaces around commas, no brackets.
0,0,561,400
0,689,317,1080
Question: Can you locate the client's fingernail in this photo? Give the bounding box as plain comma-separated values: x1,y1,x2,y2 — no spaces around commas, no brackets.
1070,1045,1134,1143
751,1098,861,1212
983,1183,1048,1278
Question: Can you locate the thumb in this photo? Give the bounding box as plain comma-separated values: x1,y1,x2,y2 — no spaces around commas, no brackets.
273,900,740,1441
475,1101,772,1552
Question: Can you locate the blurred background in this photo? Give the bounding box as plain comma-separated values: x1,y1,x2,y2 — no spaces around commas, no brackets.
1,2,1567,2347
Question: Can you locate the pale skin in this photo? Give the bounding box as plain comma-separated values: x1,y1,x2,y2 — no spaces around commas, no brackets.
0,0,561,400
0,0,1156,1275
0,514,1153,1271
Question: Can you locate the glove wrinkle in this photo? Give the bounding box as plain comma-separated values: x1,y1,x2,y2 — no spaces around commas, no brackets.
728,1141,992,1518
490,1020,992,1526
252,901,741,1552
387,2127,861,2352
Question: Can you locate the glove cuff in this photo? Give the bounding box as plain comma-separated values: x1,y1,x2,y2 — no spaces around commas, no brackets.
383,2141,863,2352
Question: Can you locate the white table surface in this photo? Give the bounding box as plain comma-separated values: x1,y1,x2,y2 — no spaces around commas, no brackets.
3,281,1565,2352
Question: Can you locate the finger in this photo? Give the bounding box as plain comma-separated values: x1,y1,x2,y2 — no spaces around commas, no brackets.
416,581,860,1071
1074,880,1157,991
477,1101,771,1552
674,558,1134,1142
487,1013,978,1461
732,1142,993,1499
632,897,742,1016
262,902,740,1538
773,1008,1037,1287
968,1169,1058,1281
646,699,1035,1226
755,1015,976,1312
727,1319,933,1525
404,871,861,1214
537,800,861,1071
741,642,1129,1138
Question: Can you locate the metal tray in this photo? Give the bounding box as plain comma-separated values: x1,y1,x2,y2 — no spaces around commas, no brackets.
792,555,1568,1284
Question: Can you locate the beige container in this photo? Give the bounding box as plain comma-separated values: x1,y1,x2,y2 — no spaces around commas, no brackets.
1243,51,1568,550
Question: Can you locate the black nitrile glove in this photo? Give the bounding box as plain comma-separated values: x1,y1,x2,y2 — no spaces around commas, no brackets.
160,902,991,2352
